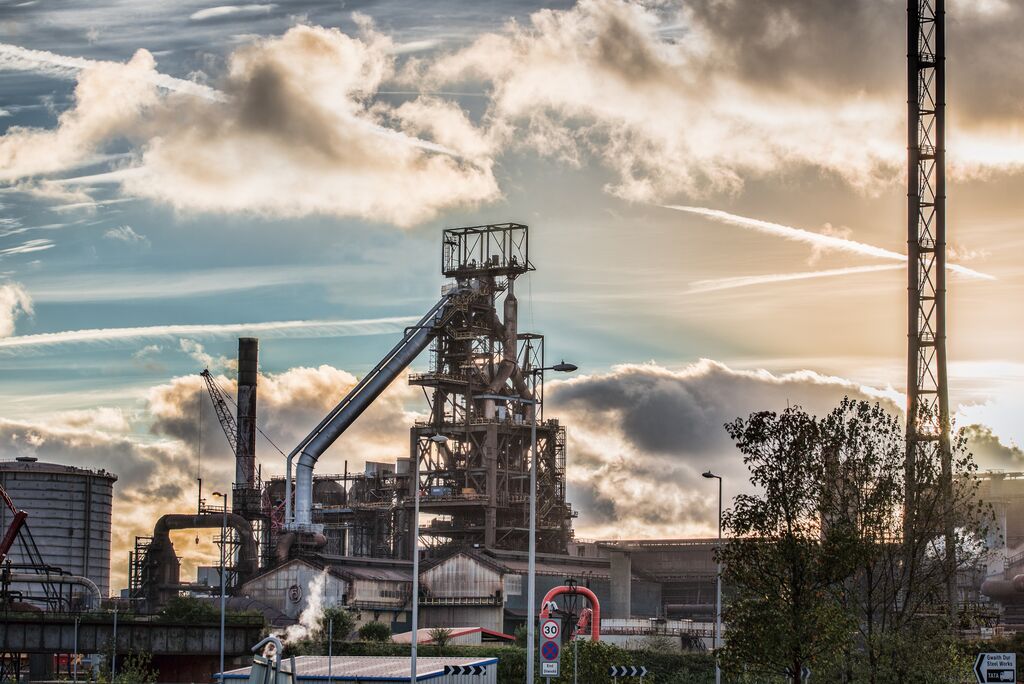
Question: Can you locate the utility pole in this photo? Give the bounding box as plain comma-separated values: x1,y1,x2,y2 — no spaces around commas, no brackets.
906,0,956,622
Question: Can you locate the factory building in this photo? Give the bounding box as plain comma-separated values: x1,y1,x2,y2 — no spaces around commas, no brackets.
0,456,116,598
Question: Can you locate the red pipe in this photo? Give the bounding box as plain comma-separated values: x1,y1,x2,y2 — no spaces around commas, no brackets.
539,585,601,641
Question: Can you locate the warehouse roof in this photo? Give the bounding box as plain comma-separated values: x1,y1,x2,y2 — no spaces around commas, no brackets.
221,655,497,681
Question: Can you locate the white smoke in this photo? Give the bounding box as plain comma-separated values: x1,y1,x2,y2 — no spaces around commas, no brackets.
281,569,329,644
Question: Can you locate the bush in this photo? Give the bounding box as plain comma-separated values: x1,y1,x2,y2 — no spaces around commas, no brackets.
358,620,392,642
429,627,453,653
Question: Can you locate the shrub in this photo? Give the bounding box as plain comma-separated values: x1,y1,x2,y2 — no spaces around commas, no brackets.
358,620,392,642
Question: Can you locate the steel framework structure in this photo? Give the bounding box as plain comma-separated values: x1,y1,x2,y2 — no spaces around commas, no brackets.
906,0,955,614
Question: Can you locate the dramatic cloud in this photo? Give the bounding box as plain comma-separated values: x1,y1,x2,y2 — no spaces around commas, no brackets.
0,23,499,226
963,423,1024,472
547,359,903,539
0,282,32,337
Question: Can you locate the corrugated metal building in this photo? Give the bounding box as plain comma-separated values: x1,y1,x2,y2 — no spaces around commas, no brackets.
237,557,415,632
221,655,498,683
0,456,116,597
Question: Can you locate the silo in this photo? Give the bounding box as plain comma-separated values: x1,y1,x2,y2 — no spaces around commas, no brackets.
0,456,117,597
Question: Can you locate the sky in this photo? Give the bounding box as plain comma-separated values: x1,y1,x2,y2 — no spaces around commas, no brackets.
2,0,1024,592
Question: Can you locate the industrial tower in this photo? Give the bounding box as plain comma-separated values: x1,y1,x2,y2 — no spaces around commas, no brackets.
906,0,956,613
409,224,574,556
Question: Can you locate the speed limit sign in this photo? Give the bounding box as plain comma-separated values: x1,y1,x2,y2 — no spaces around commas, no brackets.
542,619,560,640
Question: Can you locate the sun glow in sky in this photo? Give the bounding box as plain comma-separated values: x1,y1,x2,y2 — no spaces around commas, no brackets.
2,0,1024,590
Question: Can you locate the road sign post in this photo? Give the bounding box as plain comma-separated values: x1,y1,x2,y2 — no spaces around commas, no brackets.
975,653,1017,683
540,618,561,678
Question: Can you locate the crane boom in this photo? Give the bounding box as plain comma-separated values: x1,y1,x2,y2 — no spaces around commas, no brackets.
201,369,239,457
0,483,28,564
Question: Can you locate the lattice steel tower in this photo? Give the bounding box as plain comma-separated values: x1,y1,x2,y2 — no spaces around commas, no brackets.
906,0,955,612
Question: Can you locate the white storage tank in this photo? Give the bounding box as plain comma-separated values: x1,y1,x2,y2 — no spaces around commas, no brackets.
0,456,117,597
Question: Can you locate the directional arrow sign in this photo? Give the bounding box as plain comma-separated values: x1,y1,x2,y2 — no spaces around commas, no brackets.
444,664,486,675
975,653,1017,683
609,665,649,677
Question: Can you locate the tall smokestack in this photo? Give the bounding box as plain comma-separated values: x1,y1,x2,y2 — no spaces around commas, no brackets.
236,337,258,488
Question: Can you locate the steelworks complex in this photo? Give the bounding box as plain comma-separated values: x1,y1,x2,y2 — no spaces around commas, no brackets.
0,224,721,682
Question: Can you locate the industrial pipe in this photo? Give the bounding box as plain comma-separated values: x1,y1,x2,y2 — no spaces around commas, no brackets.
5,572,100,609
539,585,601,641
290,292,458,529
153,513,258,580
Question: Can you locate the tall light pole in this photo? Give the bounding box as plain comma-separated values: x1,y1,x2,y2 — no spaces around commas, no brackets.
213,490,228,683
480,358,576,684
411,434,447,684
702,471,722,684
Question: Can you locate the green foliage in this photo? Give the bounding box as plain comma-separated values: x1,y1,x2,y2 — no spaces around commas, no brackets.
428,626,453,653
97,651,158,684
286,606,358,655
719,398,991,683
157,595,220,623
357,620,392,642
514,624,528,648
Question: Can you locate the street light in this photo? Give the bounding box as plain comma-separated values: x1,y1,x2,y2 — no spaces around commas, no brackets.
702,471,722,684
483,356,577,684
410,433,448,684
212,490,228,684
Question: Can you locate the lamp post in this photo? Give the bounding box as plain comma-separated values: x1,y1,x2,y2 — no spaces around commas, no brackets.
410,433,448,684
213,490,228,683
480,357,576,684
702,471,722,684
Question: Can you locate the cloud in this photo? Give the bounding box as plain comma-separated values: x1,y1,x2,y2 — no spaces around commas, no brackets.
666,205,996,280
963,423,1024,472
0,23,499,227
547,359,903,539
0,315,417,351
414,0,905,201
146,364,419,473
189,5,277,22
0,239,55,258
103,225,148,244
179,338,232,371
0,49,161,181
0,282,32,337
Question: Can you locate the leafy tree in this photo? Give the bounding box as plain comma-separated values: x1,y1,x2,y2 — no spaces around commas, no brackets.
428,626,453,653
288,606,357,655
719,404,856,681
157,595,220,623
357,620,392,642
719,398,990,683
514,624,528,648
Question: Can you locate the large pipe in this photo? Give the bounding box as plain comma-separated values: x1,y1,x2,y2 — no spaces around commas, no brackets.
236,338,258,489
6,572,100,609
290,292,458,529
153,513,258,580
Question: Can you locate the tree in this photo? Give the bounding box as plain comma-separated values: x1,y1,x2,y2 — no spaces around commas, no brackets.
358,620,392,642
719,398,991,683
99,651,158,684
718,404,856,681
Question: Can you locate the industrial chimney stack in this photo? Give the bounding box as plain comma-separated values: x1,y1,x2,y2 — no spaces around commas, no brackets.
236,337,258,489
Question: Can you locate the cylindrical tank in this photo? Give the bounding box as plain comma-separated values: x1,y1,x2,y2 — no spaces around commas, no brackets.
0,456,117,597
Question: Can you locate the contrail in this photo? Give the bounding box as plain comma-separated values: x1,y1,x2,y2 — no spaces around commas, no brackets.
0,43,456,156
0,316,418,351
688,264,904,293
0,43,224,101
664,205,995,281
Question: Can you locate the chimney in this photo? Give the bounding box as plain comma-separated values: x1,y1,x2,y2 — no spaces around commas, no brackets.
235,337,258,488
